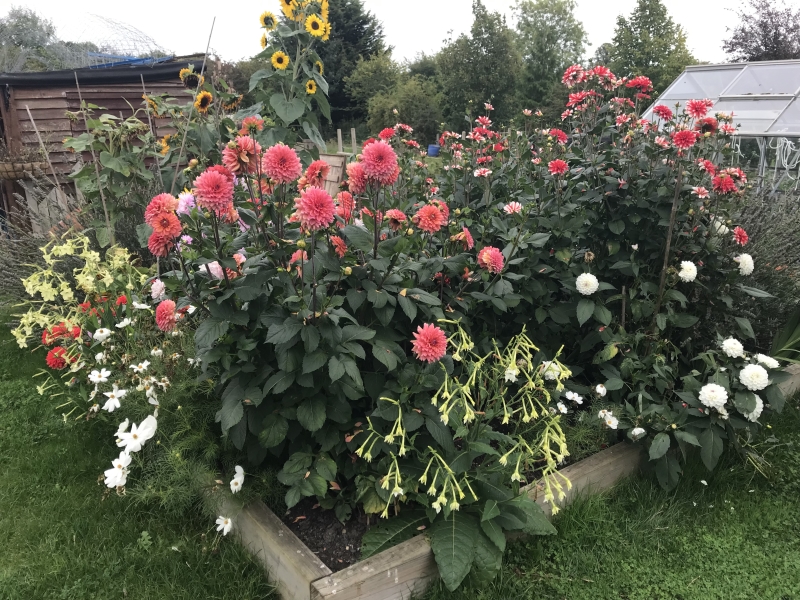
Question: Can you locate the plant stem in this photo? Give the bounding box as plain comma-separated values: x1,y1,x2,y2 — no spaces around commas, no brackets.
652,169,684,322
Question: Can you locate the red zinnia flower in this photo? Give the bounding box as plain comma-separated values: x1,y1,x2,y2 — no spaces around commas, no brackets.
548,159,569,176
686,99,710,119
477,246,504,274
151,211,182,238
361,141,398,185
549,128,568,144
144,193,179,226
193,168,235,214
222,135,261,175
672,130,697,150
294,186,335,231
413,204,446,233
331,235,347,258
304,160,330,188
261,143,302,183
378,127,396,141
411,323,448,363
115,295,127,306
148,232,175,257
46,347,70,370
385,208,408,231
733,226,749,246
653,105,673,120
346,162,367,194
155,300,177,332
712,174,737,194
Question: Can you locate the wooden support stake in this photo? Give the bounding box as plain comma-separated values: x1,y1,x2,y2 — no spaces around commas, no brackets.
337,129,343,153
140,74,166,192
23,105,65,200
350,128,357,155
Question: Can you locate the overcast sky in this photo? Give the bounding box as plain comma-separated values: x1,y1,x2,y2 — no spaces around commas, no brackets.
9,0,796,65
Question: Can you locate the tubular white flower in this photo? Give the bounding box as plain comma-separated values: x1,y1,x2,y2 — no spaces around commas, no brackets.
576,273,600,296
735,253,754,276
756,354,780,369
698,383,728,409
721,337,744,358
739,364,769,391
678,261,697,282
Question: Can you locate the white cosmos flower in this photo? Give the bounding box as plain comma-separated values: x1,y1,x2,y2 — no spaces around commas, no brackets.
95,351,107,364
557,402,568,414
116,419,130,436
129,360,150,374
744,394,764,422
576,273,600,296
739,364,769,391
151,347,163,357
216,516,233,536
93,328,112,342
721,337,744,358
630,427,646,440
604,416,619,429
102,385,128,412
104,451,132,488
678,261,697,282
132,301,150,310
735,253,754,276
118,415,157,453
504,368,519,383
230,465,245,494
756,354,780,369
115,318,132,329
595,384,607,397
89,368,111,384
698,383,728,410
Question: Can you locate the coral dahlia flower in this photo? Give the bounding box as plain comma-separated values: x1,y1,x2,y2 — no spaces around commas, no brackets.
361,140,398,185
207,164,235,182
304,160,330,188
331,235,347,258
222,135,261,175
413,204,447,234
155,300,177,332
548,159,569,176
148,232,175,257
385,208,408,231
150,212,182,238
653,105,673,120
239,115,264,136
733,226,749,246
672,130,697,150
336,191,354,223
477,246,504,274
686,99,711,119
261,143,302,184
346,162,367,194
450,226,474,250
144,193,179,225
193,168,235,214
294,187,335,231
411,323,448,363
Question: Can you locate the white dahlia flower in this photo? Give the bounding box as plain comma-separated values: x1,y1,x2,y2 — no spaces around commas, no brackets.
678,261,697,282
721,337,744,358
576,273,600,296
735,253,754,276
739,364,769,391
756,354,780,369
698,383,728,410
744,394,764,422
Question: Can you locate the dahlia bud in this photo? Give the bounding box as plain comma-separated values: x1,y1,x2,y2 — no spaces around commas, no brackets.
188,158,199,168
688,209,694,215
584,251,595,263
297,240,306,249
407,228,414,235
343,267,352,276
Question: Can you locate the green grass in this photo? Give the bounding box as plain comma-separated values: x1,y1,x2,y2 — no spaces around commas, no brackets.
0,315,275,600
424,401,800,600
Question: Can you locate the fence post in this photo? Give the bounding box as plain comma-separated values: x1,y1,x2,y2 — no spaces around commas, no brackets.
337,129,343,153
351,128,357,155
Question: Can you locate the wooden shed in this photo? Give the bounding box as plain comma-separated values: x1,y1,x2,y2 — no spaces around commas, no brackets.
0,56,202,229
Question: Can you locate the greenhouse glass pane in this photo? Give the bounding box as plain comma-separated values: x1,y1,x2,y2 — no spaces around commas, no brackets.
690,68,744,97
660,71,706,99
714,98,791,134
724,63,800,96
767,98,800,134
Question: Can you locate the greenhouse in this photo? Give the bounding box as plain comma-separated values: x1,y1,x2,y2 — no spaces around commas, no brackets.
645,59,800,192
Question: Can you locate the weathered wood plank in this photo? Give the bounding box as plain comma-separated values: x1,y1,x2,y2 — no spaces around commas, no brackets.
779,363,800,398
235,501,332,600
13,98,69,110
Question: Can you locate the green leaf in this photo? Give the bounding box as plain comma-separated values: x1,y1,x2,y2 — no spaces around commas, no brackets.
301,325,320,353
302,350,328,374
592,343,618,364
429,512,479,591
328,356,345,382
397,294,417,320
737,284,774,299
341,325,376,342
554,248,572,264
699,426,725,471
471,530,503,584
315,455,337,481
608,220,625,234
219,391,243,432
263,370,295,395
314,92,332,122
259,413,288,448
249,68,273,91
342,224,374,253
735,317,756,340
99,151,130,176
593,304,612,326
297,397,326,432
302,120,326,150
528,232,551,247
95,226,112,248
135,223,152,249
654,453,681,491
195,319,228,349
605,377,624,391
479,518,506,552
656,313,667,330
266,320,302,345
360,510,428,559
270,93,305,125
649,432,671,460
482,500,501,522
372,340,399,371
766,384,785,413
513,496,556,535
577,299,595,326
669,313,699,328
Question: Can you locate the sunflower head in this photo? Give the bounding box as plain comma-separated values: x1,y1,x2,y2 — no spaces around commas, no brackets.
306,79,317,95
322,21,331,42
194,91,213,114
280,0,298,20
314,60,324,75
260,33,267,49
305,14,324,37
222,95,243,112
321,0,329,21
259,11,277,30
158,135,171,156
143,95,159,114
271,51,290,71
180,69,204,89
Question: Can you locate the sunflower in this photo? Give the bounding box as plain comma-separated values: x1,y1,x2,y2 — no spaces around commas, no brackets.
194,91,213,114
260,33,267,49
271,51,290,70
322,21,331,42
179,68,204,89
280,0,298,20
306,79,317,95
314,60,324,75
321,0,329,21
222,94,243,112
305,14,324,37
259,11,277,30
142,94,159,114
158,135,171,156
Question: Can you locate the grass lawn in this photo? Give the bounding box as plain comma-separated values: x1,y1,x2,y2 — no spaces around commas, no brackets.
3,307,800,600
0,313,275,600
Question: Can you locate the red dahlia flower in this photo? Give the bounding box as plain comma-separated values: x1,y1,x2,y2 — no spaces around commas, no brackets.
411,323,448,363
672,130,698,150
626,75,653,93
548,159,569,176
686,99,711,119
733,226,749,246
712,174,738,194
46,347,70,370
378,127,395,141
653,105,673,120
562,64,586,88
694,117,718,134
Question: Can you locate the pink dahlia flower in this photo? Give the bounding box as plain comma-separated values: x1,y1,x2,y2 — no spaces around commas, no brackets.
155,300,177,332
193,168,235,214
361,140,398,185
261,143,302,184
346,162,367,194
295,186,335,231
477,246,504,274
411,323,448,363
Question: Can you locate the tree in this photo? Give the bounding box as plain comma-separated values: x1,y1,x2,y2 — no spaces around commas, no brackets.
436,1,522,128
344,52,403,117
367,76,443,143
723,0,800,62
315,0,386,127
609,0,696,93
514,0,588,106
0,7,56,71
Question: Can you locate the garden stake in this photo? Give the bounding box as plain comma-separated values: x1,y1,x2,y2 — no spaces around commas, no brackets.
23,106,64,200
653,169,684,322
73,73,113,245
140,74,166,192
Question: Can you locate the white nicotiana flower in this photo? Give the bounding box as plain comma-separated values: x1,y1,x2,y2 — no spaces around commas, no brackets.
132,301,150,310
630,427,646,440
595,384,607,397
698,383,728,410
392,486,404,498
735,253,754,276
557,402,568,414
118,415,157,453
756,354,780,369
151,278,166,300
230,465,245,494
712,218,730,236
744,395,764,422
739,364,769,391
102,385,128,412
541,361,562,381
93,328,112,343
151,347,163,357
104,451,132,488
216,516,233,536
89,368,111,384
678,261,697,282
576,273,600,296
129,360,150,374
721,337,744,358
504,368,519,383
631,244,639,251
115,318,132,329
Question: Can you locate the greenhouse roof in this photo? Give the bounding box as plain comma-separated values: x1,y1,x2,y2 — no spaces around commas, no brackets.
643,59,800,137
